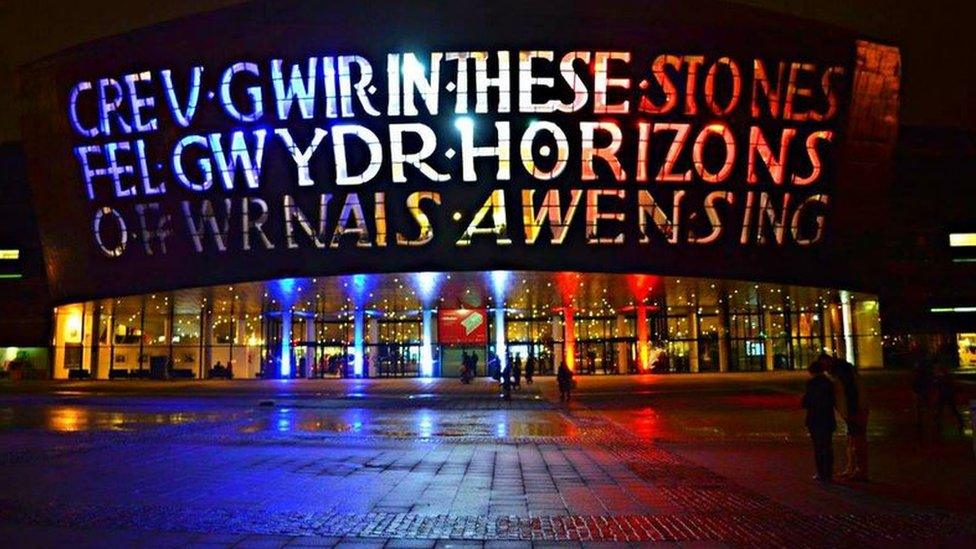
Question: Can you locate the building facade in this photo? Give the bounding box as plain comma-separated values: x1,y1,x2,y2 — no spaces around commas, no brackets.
13,0,901,379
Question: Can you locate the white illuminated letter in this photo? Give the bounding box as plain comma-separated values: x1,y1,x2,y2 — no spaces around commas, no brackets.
458,120,510,182
172,135,213,192
581,122,626,181
520,121,568,180
209,130,267,190
389,123,448,182
271,57,317,120
275,128,327,187
333,125,382,185
402,52,442,116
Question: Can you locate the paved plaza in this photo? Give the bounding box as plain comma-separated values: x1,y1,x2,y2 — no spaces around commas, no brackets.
0,372,973,547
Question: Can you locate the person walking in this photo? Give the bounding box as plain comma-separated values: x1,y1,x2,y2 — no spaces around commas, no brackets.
933,362,965,436
557,361,573,402
802,355,836,482
829,357,869,481
525,354,536,384
513,353,522,389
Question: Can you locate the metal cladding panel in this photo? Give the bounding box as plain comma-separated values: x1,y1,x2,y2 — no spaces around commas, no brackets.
18,0,899,304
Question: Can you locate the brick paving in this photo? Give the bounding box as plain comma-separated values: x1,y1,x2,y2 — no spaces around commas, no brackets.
0,375,973,547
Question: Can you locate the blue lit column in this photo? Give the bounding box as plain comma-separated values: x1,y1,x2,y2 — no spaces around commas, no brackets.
280,309,293,378
353,308,365,377
420,308,434,377
494,306,507,373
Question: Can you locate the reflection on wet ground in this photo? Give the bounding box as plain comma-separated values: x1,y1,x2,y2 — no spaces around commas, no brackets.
240,408,577,438
0,405,231,433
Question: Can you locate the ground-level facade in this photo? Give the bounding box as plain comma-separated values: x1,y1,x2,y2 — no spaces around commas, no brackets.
51,272,882,379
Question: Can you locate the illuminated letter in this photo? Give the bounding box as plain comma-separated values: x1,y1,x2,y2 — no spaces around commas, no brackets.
747,126,796,184
791,194,829,245
692,123,736,183
271,57,317,120
397,191,441,246
330,193,372,247
123,71,157,132
520,121,569,180
688,191,734,244
389,123,449,182
783,62,816,122
68,81,98,137
580,121,626,181
522,189,582,244
559,51,591,113
638,190,684,244
219,62,264,122
458,120,510,182
756,192,790,245
241,197,274,250
593,51,631,114
172,135,213,192
209,129,267,190
75,145,106,200
333,125,382,185
703,57,741,116
402,52,442,116
639,54,681,114
181,199,232,252
97,78,131,135
474,51,511,113
683,56,705,115
134,202,172,255
751,60,785,119
654,123,692,182
275,128,327,187
457,189,512,246
518,50,560,113
283,194,330,249
93,206,128,257
338,55,380,117
792,131,833,185
585,189,626,244
161,66,204,127
104,141,137,198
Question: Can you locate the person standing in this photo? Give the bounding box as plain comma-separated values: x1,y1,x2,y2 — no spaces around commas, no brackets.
525,354,536,385
513,353,522,389
829,357,869,481
501,362,512,401
802,355,837,482
557,361,573,402
933,362,965,436
471,352,479,378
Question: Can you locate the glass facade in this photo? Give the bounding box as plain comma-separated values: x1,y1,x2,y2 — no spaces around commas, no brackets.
50,272,884,379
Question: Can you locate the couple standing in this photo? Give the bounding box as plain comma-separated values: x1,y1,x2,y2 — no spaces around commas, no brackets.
802,353,869,483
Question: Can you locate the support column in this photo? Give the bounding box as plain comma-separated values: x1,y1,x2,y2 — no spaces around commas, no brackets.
551,315,563,373
280,309,293,378
763,309,775,371
368,316,379,377
494,306,507,373
305,313,316,379
352,308,365,377
688,311,700,373
636,304,650,372
420,308,434,377
563,307,576,371
90,306,101,379
718,302,730,373
840,290,855,364
200,306,211,378
615,314,628,373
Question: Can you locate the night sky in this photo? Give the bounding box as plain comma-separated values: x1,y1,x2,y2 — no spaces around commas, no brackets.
1,0,974,143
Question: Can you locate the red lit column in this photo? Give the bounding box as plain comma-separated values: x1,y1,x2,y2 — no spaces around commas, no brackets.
636,303,650,371
563,307,576,371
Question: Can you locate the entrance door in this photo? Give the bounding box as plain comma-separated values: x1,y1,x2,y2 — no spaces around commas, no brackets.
261,316,281,378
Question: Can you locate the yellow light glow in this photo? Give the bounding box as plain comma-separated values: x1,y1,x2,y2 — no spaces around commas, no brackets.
0,249,19,260
949,233,976,247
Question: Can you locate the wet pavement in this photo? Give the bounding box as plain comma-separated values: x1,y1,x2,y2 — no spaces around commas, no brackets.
0,373,973,547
